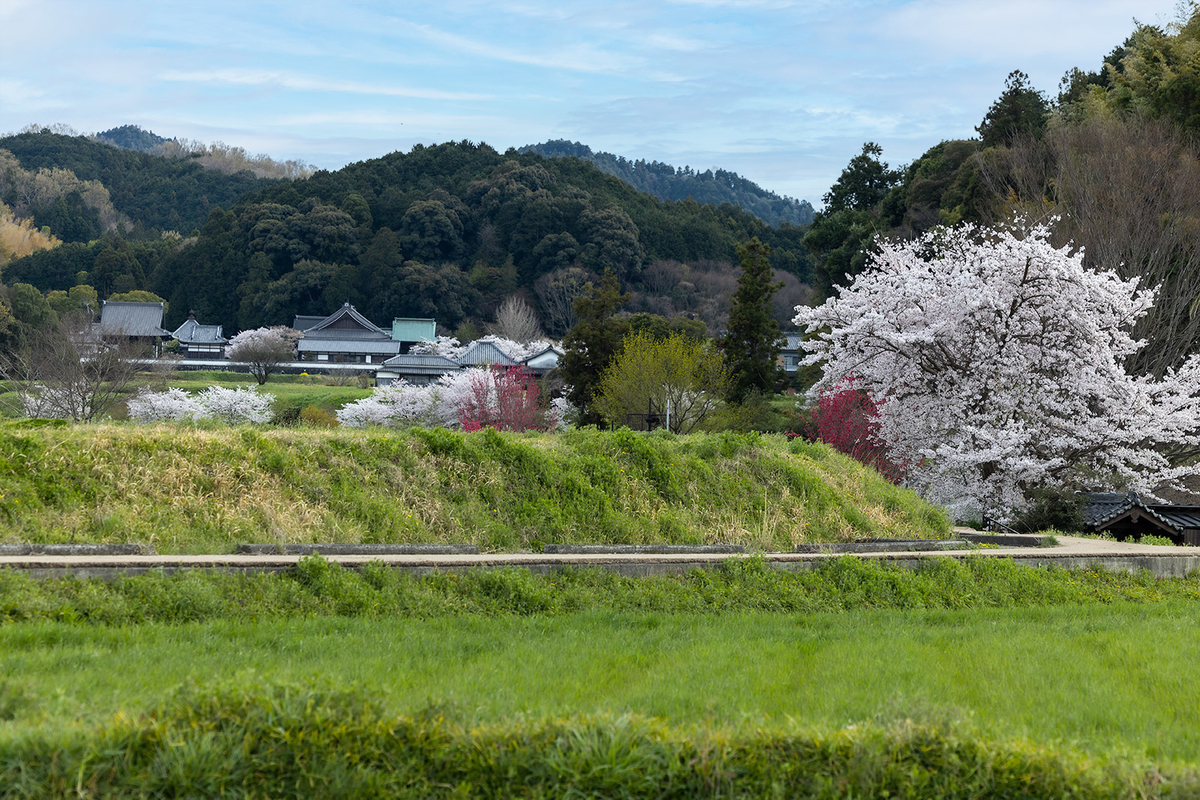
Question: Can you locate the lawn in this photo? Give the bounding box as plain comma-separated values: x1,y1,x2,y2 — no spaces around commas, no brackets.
3,559,1199,795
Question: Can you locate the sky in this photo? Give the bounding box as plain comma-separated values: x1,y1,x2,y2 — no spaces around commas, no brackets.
0,0,1182,206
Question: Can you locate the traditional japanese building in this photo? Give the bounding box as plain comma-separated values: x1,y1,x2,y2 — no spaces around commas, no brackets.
97,300,172,356
292,303,401,364
1082,492,1200,545
170,311,228,359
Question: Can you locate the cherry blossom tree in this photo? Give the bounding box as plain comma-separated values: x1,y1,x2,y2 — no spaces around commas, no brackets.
225,326,303,385
337,366,567,431
794,220,1200,519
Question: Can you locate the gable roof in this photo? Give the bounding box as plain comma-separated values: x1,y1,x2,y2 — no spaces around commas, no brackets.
302,303,390,339
456,339,518,367
1082,492,1200,534
171,314,226,345
98,301,170,337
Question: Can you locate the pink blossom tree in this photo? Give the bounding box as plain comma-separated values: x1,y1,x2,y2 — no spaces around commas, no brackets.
795,220,1200,519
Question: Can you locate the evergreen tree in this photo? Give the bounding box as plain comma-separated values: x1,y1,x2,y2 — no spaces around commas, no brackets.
720,238,783,404
560,268,631,425
976,70,1048,149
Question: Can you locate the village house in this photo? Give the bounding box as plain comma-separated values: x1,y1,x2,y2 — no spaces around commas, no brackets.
97,300,172,356
170,311,228,359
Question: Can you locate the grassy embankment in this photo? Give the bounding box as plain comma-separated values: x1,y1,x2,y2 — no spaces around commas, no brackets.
0,422,947,552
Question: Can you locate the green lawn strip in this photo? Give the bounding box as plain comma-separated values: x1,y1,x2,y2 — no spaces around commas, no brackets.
0,425,948,552
2,604,1199,794
1,557,1196,626
165,370,373,410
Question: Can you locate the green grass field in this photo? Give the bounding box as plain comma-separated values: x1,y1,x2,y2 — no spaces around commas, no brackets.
2,602,1198,793
2,559,1199,794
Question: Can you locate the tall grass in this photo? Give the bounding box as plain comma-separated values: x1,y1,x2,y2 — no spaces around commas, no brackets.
0,556,1196,626
0,424,947,552
2,680,1183,798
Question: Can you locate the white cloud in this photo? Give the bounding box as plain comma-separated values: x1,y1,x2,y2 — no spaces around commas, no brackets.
159,69,491,101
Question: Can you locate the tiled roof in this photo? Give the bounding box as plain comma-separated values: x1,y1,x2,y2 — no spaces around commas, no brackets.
98,301,170,337
456,340,518,366
1082,491,1200,533
378,354,461,374
171,316,226,345
293,315,324,331
306,303,389,336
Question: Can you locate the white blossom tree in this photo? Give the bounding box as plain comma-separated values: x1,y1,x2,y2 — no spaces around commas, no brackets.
225,326,303,385
794,220,1200,519
127,385,273,425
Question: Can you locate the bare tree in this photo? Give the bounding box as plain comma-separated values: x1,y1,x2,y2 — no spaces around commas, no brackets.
978,116,1200,376
2,312,143,422
534,267,592,337
487,295,544,343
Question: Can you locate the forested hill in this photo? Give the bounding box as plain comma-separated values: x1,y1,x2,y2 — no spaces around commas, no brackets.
0,130,278,235
4,138,810,338
521,140,815,228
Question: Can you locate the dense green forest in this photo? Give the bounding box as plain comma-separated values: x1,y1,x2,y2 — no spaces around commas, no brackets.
0,135,810,338
522,140,815,227
804,8,1200,378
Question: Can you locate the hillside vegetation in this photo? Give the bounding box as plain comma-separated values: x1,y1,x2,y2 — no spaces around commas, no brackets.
0,424,947,553
523,139,815,227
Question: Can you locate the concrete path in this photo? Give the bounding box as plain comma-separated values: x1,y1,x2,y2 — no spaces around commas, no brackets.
2,534,1200,580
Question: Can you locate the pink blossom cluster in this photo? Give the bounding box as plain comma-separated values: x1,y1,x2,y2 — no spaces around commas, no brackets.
795,221,1200,518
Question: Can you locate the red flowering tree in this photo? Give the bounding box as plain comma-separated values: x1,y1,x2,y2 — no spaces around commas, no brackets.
457,364,551,432
810,381,906,484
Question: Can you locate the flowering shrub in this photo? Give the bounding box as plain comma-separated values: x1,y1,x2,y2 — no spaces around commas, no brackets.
457,365,549,432
338,366,570,431
809,381,906,484
127,386,273,425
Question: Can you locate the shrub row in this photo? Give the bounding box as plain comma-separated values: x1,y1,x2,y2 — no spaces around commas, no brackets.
1,556,1197,626
0,680,1186,798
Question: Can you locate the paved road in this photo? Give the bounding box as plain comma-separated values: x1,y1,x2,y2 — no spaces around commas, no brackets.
3,535,1199,579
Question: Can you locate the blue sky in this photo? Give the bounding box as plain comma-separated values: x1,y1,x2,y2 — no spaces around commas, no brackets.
0,0,1180,205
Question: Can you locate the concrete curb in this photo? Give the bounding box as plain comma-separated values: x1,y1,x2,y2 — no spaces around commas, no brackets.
793,540,968,554
2,537,1199,580
236,544,480,556
543,544,744,554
